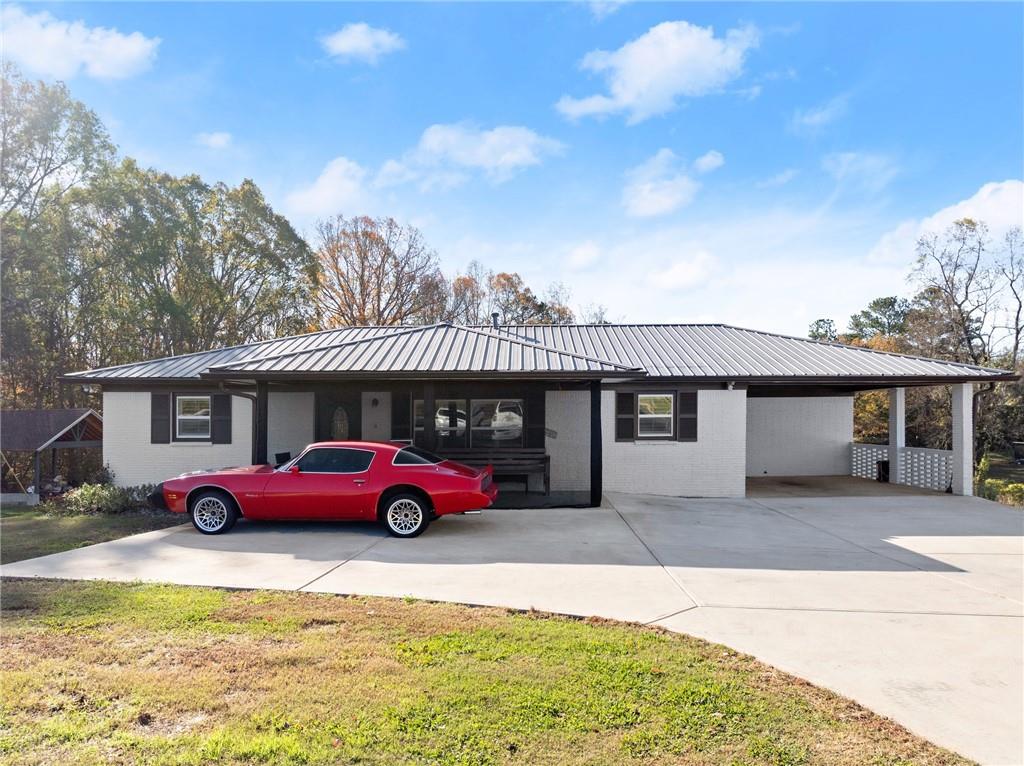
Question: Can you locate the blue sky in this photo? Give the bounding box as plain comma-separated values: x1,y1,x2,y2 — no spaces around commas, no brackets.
4,1,1023,333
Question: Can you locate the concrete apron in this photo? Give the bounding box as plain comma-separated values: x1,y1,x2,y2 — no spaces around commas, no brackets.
3,492,1022,765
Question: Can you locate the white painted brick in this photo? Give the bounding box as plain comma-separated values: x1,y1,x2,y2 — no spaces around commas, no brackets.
268,392,315,463
545,390,590,491
103,391,253,487
745,396,853,476
602,389,747,498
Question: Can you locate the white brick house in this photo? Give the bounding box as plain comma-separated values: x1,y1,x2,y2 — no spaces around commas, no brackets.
66,323,1017,501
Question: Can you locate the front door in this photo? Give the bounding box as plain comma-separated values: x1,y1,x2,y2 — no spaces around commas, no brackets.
261,447,377,519
316,391,362,442
361,391,391,441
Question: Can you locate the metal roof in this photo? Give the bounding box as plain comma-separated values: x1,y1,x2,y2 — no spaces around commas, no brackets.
0,408,103,452
204,324,641,377
488,324,1018,380
61,322,1018,383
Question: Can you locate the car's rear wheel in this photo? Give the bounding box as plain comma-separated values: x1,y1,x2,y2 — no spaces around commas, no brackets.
382,494,430,538
189,490,239,535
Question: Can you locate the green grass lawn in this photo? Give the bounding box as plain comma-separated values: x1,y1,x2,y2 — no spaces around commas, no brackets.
0,509,183,564
984,451,1024,483
0,579,969,766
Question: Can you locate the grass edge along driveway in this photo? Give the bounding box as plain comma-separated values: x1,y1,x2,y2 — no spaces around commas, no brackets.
0,579,971,766
0,508,182,565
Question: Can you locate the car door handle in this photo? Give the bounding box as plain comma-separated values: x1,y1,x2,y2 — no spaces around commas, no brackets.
353,478,367,484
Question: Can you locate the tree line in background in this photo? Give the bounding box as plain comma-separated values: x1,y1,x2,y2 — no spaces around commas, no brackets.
809,219,1023,455
1,64,584,413
2,64,1021,459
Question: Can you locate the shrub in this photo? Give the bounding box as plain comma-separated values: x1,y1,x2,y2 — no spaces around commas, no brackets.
977,478,1024,508
41,483,158,515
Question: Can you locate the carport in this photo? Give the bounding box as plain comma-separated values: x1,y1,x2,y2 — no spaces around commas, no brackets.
0,408,103,500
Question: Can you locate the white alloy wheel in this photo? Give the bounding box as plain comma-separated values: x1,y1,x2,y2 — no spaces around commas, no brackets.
189,491,238,534
384,496,428,537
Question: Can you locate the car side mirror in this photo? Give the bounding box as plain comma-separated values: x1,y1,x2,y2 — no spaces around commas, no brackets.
289,465,301,475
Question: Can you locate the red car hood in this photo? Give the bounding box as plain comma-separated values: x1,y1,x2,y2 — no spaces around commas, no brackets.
176,464,274,478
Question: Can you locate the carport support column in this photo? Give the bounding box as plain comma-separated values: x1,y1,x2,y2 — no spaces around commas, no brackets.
952,383,973,496
589,380,602,507
255,381,269,465
888,387,905,484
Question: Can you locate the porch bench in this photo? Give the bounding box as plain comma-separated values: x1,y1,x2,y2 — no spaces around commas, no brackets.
440,448,551,495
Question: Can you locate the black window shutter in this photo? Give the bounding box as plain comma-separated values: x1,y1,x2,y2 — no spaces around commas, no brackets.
151,393,171,444
211,394,232,444
615,392,635,441
678,392,698,442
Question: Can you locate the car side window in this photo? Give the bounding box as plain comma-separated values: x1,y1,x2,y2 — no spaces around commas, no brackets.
296,448,374,473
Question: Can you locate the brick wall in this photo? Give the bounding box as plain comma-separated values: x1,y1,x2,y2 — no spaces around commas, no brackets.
745,396,853,476
601,389,747,498
544,389,591,491
103,391,253,486
268,391,315,463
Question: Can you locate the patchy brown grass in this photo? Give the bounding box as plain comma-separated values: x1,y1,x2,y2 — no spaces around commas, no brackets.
0,509,182,564
0,579,972,766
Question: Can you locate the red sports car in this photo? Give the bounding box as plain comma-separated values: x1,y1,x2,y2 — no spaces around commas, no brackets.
149,441,497,538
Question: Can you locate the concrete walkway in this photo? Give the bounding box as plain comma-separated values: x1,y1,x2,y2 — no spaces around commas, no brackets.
3,492,1022,764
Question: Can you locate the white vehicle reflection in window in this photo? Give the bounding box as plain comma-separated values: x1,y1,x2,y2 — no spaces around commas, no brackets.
471,399,524,446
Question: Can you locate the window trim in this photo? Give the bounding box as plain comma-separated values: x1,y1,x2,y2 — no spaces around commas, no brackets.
292,446,376,475
173,394,212,441
636,392,675,440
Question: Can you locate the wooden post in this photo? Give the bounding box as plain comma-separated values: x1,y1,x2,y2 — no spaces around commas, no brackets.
590,380,603,507
33,451,41,495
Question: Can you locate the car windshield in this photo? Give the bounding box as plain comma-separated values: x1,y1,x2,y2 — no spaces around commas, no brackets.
394,446,445,465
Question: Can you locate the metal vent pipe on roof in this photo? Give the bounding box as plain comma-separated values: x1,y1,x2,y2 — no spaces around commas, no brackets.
491,312,500,330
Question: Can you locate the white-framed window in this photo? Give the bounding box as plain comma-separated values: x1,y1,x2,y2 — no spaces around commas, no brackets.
175,395,211,439
637,393,673,438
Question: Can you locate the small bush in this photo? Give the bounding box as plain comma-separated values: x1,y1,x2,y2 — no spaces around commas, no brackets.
977,478,1024,507
40,483,158,516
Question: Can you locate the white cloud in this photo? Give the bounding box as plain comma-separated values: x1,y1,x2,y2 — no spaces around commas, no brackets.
622,149,699,218
650,251,716,290
757,168,799,188
823,152,899,194
285,156,369,219
1,4,159,80
321,22,405,64
869,180,1024,264
376,123,564,189
567,241,602,270
195,131,232,149
556,21,759,124
791,94,849,132
694,149,724,174
587,0,631,20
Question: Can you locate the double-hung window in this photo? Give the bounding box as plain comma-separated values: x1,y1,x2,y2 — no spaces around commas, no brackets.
615,390,698,442
175,395,211,439
637,393,674,438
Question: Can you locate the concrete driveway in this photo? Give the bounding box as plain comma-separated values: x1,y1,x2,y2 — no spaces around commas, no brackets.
3,490,1022,764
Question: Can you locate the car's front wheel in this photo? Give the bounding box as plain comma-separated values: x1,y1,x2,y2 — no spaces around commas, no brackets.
189,490,239,535
382,494,430,538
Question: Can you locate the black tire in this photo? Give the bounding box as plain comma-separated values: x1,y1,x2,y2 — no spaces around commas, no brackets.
380,493,431,538
188,489,239,535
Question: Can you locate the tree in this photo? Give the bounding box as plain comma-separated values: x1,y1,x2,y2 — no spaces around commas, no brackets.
847,296,910,340
0,63,114,226
995,227,1023,370
808,318,838,342
913,218,999,366
314,216,446,327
